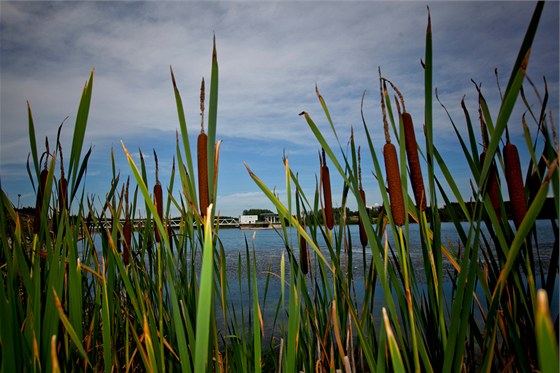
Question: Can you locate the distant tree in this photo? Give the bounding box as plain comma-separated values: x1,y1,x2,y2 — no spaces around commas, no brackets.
242,208,274,216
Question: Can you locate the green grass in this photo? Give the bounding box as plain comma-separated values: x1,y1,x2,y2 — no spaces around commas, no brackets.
1,2,558,371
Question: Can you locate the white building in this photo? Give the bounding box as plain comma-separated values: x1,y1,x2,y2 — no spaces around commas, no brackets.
239,215,258,225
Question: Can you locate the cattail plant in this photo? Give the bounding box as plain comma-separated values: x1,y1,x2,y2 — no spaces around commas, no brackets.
58,142,68,212
153,149,163,242
380,77,405,226
198,78,209,217
503,132,527,228
384,78,427,212
167,224,173,251
480,150,501,219
296,177,309,275
478,103,501,220
321,148,334,229
358,147,368,247
123,177,132,265
300,213,308,275
34,166,48,234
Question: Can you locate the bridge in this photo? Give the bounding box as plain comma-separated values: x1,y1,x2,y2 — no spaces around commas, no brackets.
95,216,241,230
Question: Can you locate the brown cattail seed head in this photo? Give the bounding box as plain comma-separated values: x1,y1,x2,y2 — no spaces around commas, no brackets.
168,225,173,251
402,113,426,211
503,143,527,228
383,143,405,226
154,182,163,242
58,142,68,212
198,132,209,216
480,151,501,220
123,219,132,265
359,188,368,247
34,168,49,234
321,149,334,230
59,177,68,212
300,235,308,275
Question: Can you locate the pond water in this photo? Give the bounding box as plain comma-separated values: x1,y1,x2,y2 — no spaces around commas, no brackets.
212,220,558,328
87,219,558,334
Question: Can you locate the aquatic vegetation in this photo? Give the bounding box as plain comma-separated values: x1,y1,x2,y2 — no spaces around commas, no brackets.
0,2,557,372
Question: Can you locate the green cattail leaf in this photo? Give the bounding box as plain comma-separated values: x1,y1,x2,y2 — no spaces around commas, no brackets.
251,248,262,373
481,158,556,372
244,162,331,271
194,205,215,372
101,263,112,373
207,36,219,209
69,69,94,194
504,1,544,95
70,145,92,203
536,290,559,373
286,266,300,373
170,67,198,209
122,142,170,249
53,290,90,367
383,308,406,373
481,2,543,187
494,162,553,295
65,217,83,343
315,84,340,143
27,101,40,181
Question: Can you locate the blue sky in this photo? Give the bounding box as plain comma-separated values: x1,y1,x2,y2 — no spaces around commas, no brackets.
1,1,558,217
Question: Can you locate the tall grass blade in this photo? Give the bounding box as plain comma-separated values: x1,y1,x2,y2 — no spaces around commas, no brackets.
69,69,94,199
207,36,219,209
383,308,405,373
27,101,40,181
53,290,91,367
536,289,559,373
194,205,215,372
